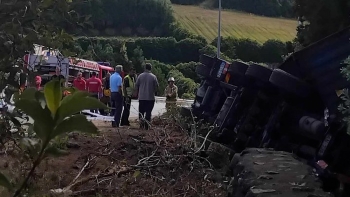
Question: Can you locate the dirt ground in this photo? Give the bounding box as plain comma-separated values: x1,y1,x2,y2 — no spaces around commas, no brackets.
0,118,228,197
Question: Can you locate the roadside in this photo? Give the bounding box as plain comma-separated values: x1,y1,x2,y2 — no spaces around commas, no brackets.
0,118,227,197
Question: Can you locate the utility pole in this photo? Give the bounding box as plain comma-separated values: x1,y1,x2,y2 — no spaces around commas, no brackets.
216,0,222,58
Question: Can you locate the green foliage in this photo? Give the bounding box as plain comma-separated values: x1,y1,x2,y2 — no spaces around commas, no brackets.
339,57,350,135
0,80,107,196
0,0,86,90
260,39,288,63
73,36,207,65
0,172,12,190
199,45,231,61
171,0,204,5
211,37,289,63
71,0,175,37
175,62,201,83
295,0,350,46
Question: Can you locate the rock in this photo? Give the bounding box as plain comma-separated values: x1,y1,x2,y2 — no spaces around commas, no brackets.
292,187,315,192
265,171,279,175
66,141,80,149
250,188,277,194
206,142,234,171
228,148,333,197
205,170,223,183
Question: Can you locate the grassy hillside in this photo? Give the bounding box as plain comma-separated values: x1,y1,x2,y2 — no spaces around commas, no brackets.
173,5,297,43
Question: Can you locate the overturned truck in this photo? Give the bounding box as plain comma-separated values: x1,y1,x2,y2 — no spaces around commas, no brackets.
188,27,350,196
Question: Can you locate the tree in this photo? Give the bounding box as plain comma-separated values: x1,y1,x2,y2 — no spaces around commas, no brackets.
175,62,201,83
131,46,145,73
0,1,98,196
260,39,288,63
0,0,88,89
295,0,350,46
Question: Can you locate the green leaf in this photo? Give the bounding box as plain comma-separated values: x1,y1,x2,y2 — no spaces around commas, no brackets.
42,0,53,8
52,114,98,138
44,146,69,158
56,91,107,123
20,88,37,100
44,79,62,117
15,99,54,140
0,172,12,190
133,170,141,178
35,91,46,108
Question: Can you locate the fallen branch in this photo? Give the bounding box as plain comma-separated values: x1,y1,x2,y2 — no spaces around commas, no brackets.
50,165,132,196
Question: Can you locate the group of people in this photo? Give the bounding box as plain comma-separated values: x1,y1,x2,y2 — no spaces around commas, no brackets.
72,63,179,130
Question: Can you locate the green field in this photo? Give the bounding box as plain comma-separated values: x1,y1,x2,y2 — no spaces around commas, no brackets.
173,5,297,43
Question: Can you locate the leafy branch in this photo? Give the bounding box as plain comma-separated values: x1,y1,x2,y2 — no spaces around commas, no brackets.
0,79,107,196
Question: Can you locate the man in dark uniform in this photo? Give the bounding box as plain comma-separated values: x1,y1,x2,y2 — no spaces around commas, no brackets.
51,66,65,87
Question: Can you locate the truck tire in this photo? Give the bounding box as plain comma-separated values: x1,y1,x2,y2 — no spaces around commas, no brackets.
200,54,216,67
228,148,333,197
228,61,249,77
245,64,273,84
269,69,312,97
196,64,211,78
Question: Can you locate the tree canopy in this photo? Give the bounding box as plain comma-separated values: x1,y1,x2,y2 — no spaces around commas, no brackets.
295,0,350,46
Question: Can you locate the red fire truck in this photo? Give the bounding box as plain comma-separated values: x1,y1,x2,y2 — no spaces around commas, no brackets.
23,45,116,87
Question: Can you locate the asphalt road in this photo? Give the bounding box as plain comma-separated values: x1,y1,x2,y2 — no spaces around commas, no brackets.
129,98,193,118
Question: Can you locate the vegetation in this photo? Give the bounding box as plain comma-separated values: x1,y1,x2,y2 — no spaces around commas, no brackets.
295,0,350,46
212,37,291,63
70,0,174,37
171,0,294,18
173,5,297,43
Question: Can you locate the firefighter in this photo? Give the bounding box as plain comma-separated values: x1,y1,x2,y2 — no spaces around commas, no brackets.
121,68,137,126
73,72,86,91
86,72,103,113
164,77,178,112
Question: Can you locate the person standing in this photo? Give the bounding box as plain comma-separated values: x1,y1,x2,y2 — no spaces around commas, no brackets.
51,66,65,86
100,72,111,115
134,63,159,130
73,72,86,91
164,77,178,112
86,72,102,113
110,65,123,128
35,75,42,91
121,68,137,126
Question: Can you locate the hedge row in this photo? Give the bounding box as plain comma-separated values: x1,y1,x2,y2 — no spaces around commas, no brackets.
73,36,291,65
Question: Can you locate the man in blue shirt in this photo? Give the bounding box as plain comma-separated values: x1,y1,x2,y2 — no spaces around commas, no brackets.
110,65,123,127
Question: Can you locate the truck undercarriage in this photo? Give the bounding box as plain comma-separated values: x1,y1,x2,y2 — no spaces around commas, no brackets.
186,27,350,196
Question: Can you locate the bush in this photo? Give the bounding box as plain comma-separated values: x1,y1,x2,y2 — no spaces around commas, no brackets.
175,62,201,83
211,37,289,64
171,0,205,5
74,36,207,64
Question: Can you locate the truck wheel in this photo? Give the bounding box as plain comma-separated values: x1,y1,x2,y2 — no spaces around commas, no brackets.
228,61,249,77
269,69,312,97
196,64,211,78
228,148,333,197
245,63,273,84
199,54,216,67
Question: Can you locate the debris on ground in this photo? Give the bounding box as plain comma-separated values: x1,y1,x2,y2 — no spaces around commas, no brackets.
0,119,228,197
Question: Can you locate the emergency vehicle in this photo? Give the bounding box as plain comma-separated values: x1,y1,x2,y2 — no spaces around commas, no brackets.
21,45,116,121
23,44,115,87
